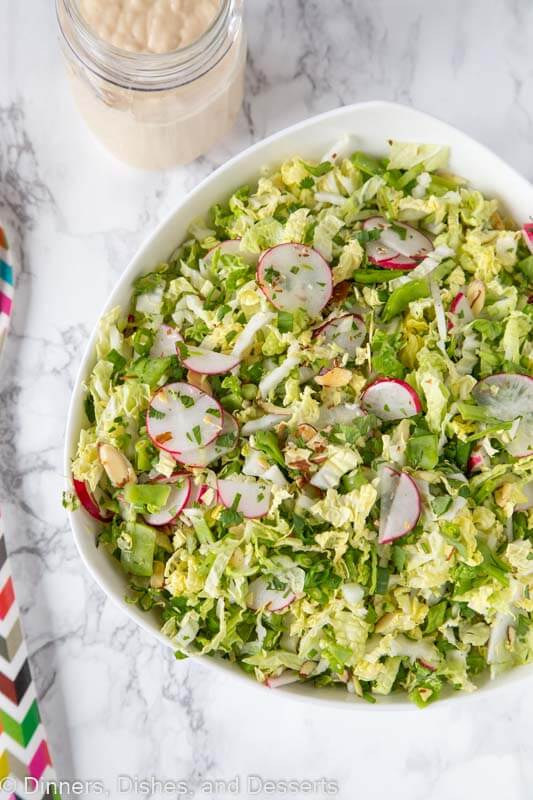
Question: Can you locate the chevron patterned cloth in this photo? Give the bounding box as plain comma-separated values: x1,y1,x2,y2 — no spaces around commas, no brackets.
0,227,59,799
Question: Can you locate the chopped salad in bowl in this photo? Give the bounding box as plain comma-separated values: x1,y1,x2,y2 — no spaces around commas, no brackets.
67,138,533,706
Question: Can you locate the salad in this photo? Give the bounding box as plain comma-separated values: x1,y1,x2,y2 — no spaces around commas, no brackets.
68,139,533,706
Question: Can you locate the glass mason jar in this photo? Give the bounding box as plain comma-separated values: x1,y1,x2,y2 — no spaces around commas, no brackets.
56,0,246,170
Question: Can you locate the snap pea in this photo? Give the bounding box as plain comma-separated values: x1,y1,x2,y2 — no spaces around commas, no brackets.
353,268,411,284
381,279,429,322
351,151,385,176
518,255,533,283
120,523,156,578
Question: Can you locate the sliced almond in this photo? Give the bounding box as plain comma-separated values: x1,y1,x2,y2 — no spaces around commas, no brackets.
374,611,400,634
314,367,352,387
466,280,485,315
495,482,512,508
187,369,211,394
98,443,137,488
299,660,317,677
150,561,165,589
296,423,318,443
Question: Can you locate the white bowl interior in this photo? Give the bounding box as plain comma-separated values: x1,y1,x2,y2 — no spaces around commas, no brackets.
65,101,533,709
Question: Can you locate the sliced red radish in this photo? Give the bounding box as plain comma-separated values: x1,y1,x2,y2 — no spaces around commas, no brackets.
72,478,113,523
143,474,191,526
361,378,422,421
314,314,365,357
378,466,421,544
203,239,257,265
365,238,402,265
467,445,490,473
517,481,533,512
147,382,223,455
375,254,419,269
217,478,271,519
180,346,240,375
257,243,332,317
504,417,533,458
472,373,533,421
364,216,432,259
247,576,296,611
149,325,183,358
448,292,474,331
522,223,533,255
175,411,238,468
187,482,211,506
264,670,300,688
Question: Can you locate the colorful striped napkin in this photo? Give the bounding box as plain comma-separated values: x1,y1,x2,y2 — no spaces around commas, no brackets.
0,227,13,357
0,226,59,800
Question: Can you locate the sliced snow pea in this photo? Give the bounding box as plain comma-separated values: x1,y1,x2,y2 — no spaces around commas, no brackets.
353,268,411,284
381,279,429,322
120,522,156,577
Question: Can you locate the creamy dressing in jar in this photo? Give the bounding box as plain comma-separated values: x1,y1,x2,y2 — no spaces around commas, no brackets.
79,0,221,54
57,0,245,170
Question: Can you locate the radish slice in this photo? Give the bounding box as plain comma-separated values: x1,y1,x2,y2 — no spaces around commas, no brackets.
448,292,474,331
380,223,432,260
265,670,300,688
375,254,419,270
147,382,223,455
247,576,296,611
361,378,422,421
187,482,211,506
314,314,365,357
378,467,421,544
217,478,271,519
144,475,191,527
522,223,533,255
149,325,183,358
73,479,112,522
364,216,432,259
517,481,533,512
468,445,490,473
505,417,533,458
472,374,533,421
203,239,257,265
257,243,332,317
241,413,289,436
175,411,238,468
365,239,401,265
181,346,240,375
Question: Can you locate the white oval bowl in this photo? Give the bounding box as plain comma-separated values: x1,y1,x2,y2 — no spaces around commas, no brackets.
65,101,533,709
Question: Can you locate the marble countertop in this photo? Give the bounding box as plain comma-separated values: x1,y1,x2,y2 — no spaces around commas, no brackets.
1,0,533,797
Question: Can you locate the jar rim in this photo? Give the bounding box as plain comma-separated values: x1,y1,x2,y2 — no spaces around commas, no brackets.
56,0,241,91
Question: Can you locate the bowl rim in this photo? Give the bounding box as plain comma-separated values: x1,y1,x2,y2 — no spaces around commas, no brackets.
64,99,533,711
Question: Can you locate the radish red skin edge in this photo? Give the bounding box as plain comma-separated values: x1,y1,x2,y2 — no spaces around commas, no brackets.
257,243,333,317
378,468,422,544
361,378,422,421
73,478,113,522
144,475,192,527
472,373,533,421
523,223,533,255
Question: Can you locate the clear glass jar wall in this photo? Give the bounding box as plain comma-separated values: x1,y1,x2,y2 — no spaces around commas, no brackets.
56,0,246,169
